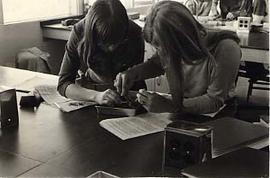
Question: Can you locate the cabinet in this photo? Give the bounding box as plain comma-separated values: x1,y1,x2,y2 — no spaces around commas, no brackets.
144,42,170,93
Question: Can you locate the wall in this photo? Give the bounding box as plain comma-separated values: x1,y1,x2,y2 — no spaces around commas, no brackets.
0,21,66,74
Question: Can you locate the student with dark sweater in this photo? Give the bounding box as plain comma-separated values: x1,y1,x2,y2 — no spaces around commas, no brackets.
57,0,145,105
184,0,219,17
219,0,253,20
114,1,241,114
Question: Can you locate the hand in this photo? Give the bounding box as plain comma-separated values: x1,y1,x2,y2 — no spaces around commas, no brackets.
114,70,135,96
226,12,235,20
95,89,121,105
136,89,174,113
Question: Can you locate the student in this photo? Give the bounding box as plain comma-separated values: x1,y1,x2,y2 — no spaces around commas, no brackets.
184,0,219,17
57,0,146,105
252,0,268,23
114,1,241,114
219,0,253,20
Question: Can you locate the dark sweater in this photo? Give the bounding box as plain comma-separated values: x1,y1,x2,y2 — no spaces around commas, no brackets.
58,19,145,96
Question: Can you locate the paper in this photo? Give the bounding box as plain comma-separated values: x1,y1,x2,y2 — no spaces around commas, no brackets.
35,85,70,105
54,100,96,112
35,85,96,112
99,113,172,140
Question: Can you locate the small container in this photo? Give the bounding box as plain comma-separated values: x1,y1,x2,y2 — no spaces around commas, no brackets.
95,104,146,117
163,120,213,169
0,86,19,129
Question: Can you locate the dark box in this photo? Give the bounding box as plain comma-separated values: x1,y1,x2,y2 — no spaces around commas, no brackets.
0,87,19,129
163,121,212,170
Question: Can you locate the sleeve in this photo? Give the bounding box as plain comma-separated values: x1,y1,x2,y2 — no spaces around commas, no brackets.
220,1,229,18
253,0,267,16
183,39,241,114
184,0,197,15
232,0,252,17
57,27,81,97
128,53,165,82
209,0,220,16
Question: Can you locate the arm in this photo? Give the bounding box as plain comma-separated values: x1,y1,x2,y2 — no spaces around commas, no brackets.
184,0,197,15
183,39,241,114
130,53,165,81
57,27,81,98
114,53,165,95
220,0,229,19
230,0,252,18
252,0,267,23
209,0,220,17
57,25,120,104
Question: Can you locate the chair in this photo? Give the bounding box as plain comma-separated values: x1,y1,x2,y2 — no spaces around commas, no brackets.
237,61,269,102
15,47,51,74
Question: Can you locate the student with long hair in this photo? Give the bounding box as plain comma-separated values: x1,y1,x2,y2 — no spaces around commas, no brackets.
57,0,146,105
114,1,241,114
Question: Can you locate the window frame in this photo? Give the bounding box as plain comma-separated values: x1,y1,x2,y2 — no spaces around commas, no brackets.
0,0,84,25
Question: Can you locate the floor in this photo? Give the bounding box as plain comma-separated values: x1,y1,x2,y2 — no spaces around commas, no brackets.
235,77,269,122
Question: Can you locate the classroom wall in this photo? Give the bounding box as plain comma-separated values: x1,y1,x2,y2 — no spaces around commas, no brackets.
0,21,66,74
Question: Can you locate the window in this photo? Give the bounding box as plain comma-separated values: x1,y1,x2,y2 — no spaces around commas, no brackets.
1,0,83,24
87,0,155,9
134,0,154,7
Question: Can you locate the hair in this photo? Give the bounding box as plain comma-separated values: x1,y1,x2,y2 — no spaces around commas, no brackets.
80,0,129,73
143,1,210,111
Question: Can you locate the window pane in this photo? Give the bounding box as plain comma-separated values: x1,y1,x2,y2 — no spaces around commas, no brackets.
2,0,80,24
87,0,134,9
134,0,153,7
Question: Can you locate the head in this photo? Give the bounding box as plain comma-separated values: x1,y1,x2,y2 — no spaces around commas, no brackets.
143,1,208,65
143,1,209,110
82,0,129,66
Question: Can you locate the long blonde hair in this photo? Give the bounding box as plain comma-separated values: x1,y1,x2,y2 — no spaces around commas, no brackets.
143,1,209,111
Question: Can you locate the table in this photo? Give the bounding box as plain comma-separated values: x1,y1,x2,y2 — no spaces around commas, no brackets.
0,67,268,177
0,67,178,177
0,66,59,92
0,93,172,177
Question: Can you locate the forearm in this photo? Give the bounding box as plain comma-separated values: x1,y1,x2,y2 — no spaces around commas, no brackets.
156,93,224,114
64,83,99,102
183,94,224,114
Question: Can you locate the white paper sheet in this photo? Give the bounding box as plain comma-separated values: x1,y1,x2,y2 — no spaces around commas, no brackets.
35,85,95,112
35,85,70,105
99,113,173,140
55,100,96,112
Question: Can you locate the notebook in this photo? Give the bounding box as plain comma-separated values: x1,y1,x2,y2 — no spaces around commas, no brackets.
181,147,269,178
206,117,269,157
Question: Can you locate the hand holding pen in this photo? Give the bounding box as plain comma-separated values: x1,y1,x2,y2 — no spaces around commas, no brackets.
114,69,136,96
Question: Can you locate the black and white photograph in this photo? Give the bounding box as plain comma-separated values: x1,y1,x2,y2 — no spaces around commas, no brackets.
0,0,268,177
